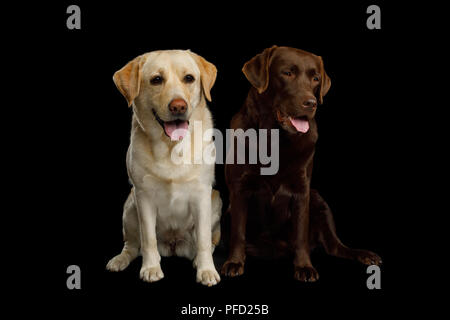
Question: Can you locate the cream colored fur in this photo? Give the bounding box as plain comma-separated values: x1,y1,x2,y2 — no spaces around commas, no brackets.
106,50,222,286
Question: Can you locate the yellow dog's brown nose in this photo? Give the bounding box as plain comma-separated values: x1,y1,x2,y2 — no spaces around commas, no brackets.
169,99,187,115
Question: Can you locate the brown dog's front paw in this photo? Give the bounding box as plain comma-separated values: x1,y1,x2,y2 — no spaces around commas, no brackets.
221,260,245,277
294,266,319,282
355,250,382,266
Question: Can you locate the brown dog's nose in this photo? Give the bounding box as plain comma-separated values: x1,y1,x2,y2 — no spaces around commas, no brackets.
303,98,317,109
168,99,187,115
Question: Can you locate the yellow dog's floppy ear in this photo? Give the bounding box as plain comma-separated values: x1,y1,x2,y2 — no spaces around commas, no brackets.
242,45,278,94
189,51,217,102
317,56,331,105
113,55,146,107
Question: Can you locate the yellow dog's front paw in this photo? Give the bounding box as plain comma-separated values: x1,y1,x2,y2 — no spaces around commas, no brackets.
196,268,220,287
140,265,164,283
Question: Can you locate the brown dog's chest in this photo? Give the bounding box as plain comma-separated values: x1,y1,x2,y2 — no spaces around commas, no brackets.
234,123,317,192
272,126,317,172
247,129,317,232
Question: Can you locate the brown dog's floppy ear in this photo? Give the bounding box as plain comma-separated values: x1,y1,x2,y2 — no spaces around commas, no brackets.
317,56,331,104
189,51,217,102
242,45,278,94
113,55,146,107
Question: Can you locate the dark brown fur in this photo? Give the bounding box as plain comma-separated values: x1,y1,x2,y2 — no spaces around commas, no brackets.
221,46,381,282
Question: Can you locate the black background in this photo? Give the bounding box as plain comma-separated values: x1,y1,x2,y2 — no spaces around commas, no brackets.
30,0,413,317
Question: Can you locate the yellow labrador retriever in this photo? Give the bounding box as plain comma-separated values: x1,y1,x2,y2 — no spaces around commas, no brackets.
106,50,222,286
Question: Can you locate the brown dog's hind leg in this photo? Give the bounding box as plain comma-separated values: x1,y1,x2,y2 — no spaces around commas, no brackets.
309,189,382,266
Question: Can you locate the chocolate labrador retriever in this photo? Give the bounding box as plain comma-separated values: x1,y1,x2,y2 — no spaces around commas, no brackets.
221,46,381,281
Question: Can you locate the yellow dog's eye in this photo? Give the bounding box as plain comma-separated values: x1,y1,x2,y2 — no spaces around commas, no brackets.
150,76,163,85
184,74,195,83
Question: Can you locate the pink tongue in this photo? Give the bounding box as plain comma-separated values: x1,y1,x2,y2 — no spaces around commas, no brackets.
289,117,309,133
163,120,189,141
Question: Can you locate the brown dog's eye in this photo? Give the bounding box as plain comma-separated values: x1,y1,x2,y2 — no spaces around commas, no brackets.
313,75,320,82
184,74,195,83
150,76,163,85
283,71,293,77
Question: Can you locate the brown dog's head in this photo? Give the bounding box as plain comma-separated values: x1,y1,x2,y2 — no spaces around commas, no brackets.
243,46,331,134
